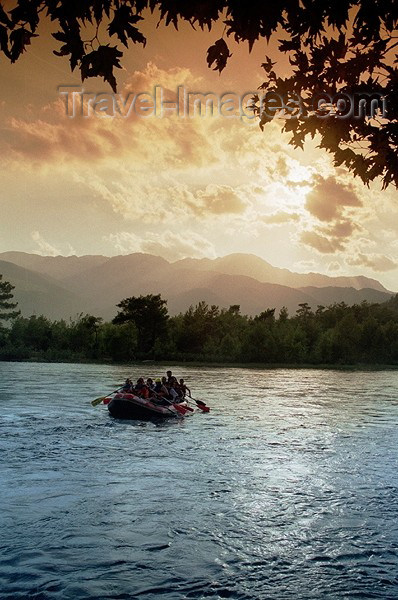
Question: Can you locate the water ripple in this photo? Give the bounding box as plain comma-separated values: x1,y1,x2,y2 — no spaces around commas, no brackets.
1,363,398,599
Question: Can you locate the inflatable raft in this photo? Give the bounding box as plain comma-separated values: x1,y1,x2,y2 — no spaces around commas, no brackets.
107,392,189,420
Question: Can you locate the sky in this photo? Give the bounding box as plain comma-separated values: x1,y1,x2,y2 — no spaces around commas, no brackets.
1,10,398,291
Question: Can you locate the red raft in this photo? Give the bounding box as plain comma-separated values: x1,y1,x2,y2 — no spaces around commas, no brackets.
107,392,189,420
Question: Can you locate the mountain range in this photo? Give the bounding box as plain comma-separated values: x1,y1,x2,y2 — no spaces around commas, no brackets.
0,251,393,321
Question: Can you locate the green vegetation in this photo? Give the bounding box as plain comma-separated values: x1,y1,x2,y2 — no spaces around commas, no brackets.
1,279,398,366
0,274,20,350
0,275,20,323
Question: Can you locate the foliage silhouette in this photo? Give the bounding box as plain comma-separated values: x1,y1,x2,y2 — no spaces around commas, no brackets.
0,1,397,186
0,274,20,325
113,293,169,355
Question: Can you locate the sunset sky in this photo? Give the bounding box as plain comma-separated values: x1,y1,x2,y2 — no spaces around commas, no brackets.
1,11,398,291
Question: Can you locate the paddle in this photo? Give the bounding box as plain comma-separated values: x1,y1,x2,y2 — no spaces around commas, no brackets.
189,396,210,412
150,391,193,415
170,402,188,415
91,386,125,406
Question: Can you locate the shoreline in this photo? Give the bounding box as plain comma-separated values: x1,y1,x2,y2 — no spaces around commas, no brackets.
1,357,398,371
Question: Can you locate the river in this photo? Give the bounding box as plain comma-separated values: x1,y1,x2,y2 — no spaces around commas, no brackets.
1,362,398,599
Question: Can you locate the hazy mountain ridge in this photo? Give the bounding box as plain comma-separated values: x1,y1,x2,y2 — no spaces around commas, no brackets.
0,251,393,320
298,286,393,306
174,253,389,292
0,251,109,281
0,259,90,320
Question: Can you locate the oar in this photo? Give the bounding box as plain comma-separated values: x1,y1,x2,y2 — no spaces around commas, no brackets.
91,386,124,406
189,396,210,412
171,402,188,415
151,391,192,415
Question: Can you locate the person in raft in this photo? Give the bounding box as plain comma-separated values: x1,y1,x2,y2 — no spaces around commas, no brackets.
134,378,149,398
122,378,133,393
154,377,169,398
154,376,180,403
146,378,155,391
164,371,192,402
178,378,191,399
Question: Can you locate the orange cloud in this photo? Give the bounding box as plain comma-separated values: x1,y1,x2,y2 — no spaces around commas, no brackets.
299,174,366,256
321,220,359,238
305,176,362,222
195,184,247,215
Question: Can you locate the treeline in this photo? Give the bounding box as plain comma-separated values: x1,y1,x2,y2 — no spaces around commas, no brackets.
1,293,398,365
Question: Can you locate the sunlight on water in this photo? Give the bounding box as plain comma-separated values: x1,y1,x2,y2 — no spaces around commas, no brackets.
1,362,398,599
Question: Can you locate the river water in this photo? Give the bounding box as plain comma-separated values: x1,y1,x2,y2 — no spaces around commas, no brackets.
1,362,398,599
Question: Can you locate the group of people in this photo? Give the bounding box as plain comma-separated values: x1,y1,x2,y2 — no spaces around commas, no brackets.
121,370,191,405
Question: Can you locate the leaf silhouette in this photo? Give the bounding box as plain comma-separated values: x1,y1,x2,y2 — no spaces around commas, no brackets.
207,38,232,73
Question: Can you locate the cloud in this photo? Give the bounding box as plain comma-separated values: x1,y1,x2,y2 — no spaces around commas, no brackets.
327,261,342,272
287,179,312,188
261,211,301,225
293,260,317,271
1,64,215,169
76,173,252,225
276,156,289,178
298,175,365,257
346,253,397,272
31,231,63,256
105,230,217,261
305,175,362,222
320,220,359,238
300,231,345,254
195,184,248,215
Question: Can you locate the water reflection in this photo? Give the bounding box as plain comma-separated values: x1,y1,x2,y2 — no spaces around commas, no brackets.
1,362,398,598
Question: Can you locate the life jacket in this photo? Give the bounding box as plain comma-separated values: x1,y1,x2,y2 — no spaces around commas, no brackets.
135,383,148,398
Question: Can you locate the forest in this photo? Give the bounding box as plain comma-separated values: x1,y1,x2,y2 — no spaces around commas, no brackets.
1,275,398,365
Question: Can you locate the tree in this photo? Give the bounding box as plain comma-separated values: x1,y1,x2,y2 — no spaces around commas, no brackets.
101,321,137,362
333,313,361,363
278,306,289,323
176,301,220,355
0,2,396,186
69,314,103,358
252,3,398,189
0,274,20,326
241,320,277,363
9,315,53,352
113,293,169,355
255,308,276,323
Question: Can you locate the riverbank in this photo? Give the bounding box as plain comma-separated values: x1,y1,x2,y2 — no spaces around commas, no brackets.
1,356,398,371
1,296,398,367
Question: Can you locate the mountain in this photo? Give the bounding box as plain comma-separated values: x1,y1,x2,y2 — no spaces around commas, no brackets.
165,273,319,317
174,253,389,292
58,253,394,319
0,251,108,281
2,251,388,293
57,254,322,317
0,251,393,320
298,286,392,306
0,259,89,320
63,252,170,297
